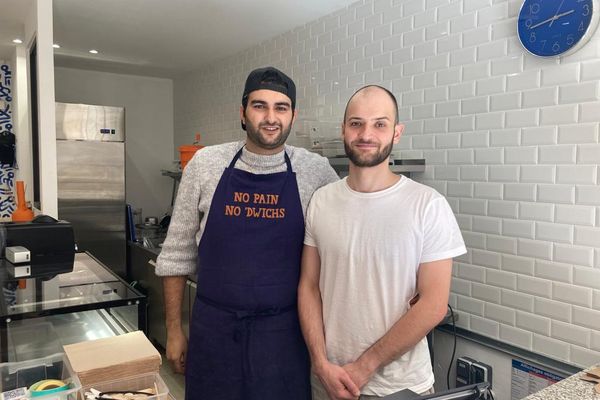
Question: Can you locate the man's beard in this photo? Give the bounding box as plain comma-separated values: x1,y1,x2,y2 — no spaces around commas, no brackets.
344,136,394,167
245,119,292,150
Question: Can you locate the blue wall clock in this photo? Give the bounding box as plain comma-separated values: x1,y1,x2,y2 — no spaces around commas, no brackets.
518,0,600,57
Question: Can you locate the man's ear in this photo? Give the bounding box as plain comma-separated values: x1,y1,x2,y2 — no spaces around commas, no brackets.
393,123,404,144
239,105,245,124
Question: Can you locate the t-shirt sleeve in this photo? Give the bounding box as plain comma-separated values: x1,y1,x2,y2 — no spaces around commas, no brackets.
420,196,466,263
303,194,318,248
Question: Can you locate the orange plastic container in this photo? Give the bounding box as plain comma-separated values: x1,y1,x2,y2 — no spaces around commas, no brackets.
11,181,34,222
179,144,204,170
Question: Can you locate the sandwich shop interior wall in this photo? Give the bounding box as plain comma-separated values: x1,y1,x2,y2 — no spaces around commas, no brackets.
174,0,600,373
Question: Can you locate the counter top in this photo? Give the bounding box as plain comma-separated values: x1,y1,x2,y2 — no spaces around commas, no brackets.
129,239,162,256
128,241,197,283
523,364,599,400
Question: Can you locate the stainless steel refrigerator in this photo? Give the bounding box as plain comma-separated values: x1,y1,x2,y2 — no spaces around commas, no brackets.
55,102,126,278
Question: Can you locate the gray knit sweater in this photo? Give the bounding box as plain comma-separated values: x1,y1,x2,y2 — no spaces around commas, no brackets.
155,141,339,277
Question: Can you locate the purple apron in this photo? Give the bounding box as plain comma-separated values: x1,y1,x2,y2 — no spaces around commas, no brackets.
185,148,311,400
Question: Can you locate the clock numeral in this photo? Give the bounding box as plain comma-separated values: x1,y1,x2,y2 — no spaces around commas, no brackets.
583,4,590,16
566,34,575,45
579,21,585,31
540,39,547,49
552,41,561,52
530,32,537,42
529,3,540,14
525,18,533,28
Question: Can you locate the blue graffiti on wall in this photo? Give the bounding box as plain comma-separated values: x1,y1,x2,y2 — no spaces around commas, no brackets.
0,65,12,102
0,64,13,136
0,63,15,220
0,103,12,135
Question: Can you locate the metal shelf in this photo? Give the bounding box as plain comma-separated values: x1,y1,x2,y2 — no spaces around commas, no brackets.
328,158,426,176
161,169,182,182
161,170,182,208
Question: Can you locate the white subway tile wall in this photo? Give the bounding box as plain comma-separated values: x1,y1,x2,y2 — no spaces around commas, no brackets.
174,0,600,367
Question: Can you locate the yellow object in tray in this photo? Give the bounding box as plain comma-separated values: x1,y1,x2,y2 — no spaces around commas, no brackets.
30,379,70,397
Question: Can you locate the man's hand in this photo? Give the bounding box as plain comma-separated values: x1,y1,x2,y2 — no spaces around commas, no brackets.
315,361,361,400
166,327,188,374
342,361,373,391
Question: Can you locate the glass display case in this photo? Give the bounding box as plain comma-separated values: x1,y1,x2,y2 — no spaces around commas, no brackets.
0,252,146,362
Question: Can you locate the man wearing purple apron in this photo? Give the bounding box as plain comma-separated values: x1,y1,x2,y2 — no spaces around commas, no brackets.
156,67,338,399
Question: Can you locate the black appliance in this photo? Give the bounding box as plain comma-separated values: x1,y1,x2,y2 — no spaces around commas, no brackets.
1,218,76,277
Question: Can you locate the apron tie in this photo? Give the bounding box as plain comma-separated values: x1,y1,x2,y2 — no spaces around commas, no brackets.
234,306,296,379
199,295,296,379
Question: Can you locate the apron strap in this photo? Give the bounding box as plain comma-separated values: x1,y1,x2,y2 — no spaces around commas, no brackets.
228,147,245,169
283,151,293,172
197,294,296,318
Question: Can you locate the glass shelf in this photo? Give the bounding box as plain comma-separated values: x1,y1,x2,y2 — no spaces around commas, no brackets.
0,252,146,362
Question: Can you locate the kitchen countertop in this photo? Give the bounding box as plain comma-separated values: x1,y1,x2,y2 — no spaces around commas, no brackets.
523,364,599,400
129,239,162,256
128,239,198,283
130,226,167,256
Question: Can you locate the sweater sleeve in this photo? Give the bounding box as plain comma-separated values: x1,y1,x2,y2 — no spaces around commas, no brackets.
320,157,339,186
155,153,203,276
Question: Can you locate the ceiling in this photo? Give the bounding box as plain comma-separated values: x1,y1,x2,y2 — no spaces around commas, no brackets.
0,0,31,59
52,0,359,78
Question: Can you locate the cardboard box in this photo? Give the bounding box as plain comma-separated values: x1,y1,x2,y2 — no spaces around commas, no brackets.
63,331,161,387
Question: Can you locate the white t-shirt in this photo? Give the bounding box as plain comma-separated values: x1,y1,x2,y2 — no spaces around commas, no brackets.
304,176,466,396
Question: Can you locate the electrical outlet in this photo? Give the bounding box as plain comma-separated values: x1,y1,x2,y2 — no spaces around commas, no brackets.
456,357,477,387
471,361,493,389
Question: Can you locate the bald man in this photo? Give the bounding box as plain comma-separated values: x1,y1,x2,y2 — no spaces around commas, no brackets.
298,85,466,399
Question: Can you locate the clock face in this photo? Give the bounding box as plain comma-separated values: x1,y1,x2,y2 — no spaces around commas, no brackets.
518,0,599,57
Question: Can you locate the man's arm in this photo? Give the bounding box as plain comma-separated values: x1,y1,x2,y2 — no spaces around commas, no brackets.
343,258,453,389
298,245,360,400
164,275,188,374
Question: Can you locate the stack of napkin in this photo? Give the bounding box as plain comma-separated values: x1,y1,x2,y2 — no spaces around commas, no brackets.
63,331,161,387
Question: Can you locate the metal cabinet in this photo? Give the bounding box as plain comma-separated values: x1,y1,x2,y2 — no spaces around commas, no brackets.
128,242,196,349
182,280,196,338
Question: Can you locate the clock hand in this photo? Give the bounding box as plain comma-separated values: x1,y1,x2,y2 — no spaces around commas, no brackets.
529,9,575,29
555,9,575,20
530,15,558,29
549,0,565,27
